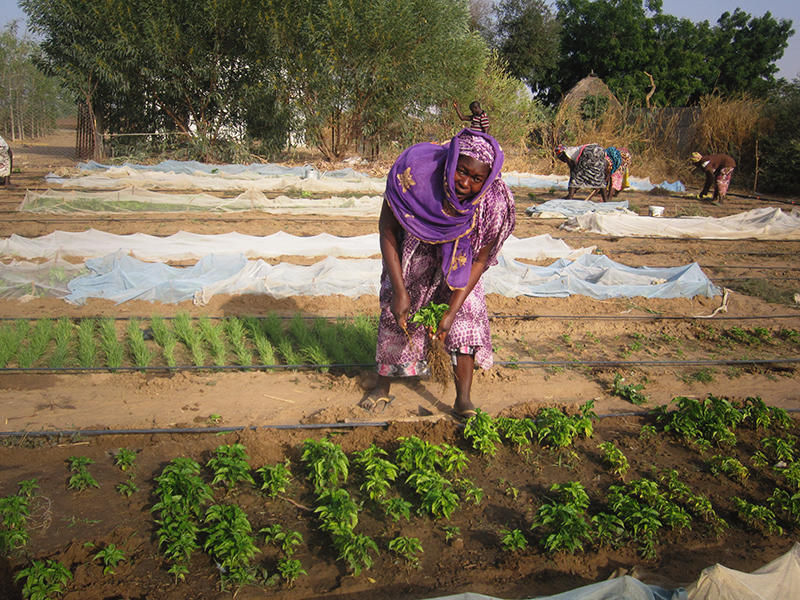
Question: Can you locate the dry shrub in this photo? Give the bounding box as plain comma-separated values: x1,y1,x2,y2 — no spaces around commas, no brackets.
691,93,766,165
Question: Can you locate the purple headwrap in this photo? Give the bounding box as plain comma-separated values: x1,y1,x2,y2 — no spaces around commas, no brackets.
384,128,505,290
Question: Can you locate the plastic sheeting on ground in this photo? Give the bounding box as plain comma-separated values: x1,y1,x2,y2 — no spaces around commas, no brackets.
418,576,684,600
59,252,719,305
0,230,596,262
19,188,384,215
502,171,685,193
565,207,800,240
421,543,800,600
686,542,800,600
41,160,684,196
0,258,87,300
525,199,635,218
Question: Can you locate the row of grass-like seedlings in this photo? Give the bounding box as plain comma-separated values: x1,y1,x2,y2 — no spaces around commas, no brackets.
0,313,377,370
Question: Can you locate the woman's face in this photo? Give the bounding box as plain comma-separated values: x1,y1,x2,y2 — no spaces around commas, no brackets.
454,155,491,202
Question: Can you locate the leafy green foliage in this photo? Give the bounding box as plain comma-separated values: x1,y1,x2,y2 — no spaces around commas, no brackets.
113,448,137,472
0,494,30,553
151,457,212,569
275,557,306,586
67,456,99,491
500,528,528,553
612,373,649,406
493,0,560,89
301,438,349,493
532,482,592,554
410,302,449,330
731,497,783,536
598,441,629,478
463,409,502,456
203,504,260,587
540,0,792,105
207,444,255,489
94,543,125,575
332,530,379,576
388,536,424,568
256,460,293,498
354,445,399,502
14,559,72,600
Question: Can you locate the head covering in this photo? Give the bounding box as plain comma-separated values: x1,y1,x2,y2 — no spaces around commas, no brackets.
605,147,622,173
384,128,504,289
691,152,703,163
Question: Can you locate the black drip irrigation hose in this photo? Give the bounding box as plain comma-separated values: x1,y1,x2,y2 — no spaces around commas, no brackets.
3,408,798,440
0,421,389,438
1,357,798,375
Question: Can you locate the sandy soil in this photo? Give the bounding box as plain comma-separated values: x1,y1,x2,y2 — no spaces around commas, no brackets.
1,132,799,599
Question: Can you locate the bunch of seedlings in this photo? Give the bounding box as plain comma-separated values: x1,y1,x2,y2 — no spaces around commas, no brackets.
67,456,99,492
151,457,213,582
261,524,307,586
409,301,451,389
301,437,378,576
114,448,139,497
0,312,379,372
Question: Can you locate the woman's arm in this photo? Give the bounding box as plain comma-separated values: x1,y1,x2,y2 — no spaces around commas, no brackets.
433,239,498,340
379,200,411,329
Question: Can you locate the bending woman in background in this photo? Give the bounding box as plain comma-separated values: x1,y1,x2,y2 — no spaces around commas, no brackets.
358,129,516,419
691,152,735,202
555,143,609,201
605,146,631,198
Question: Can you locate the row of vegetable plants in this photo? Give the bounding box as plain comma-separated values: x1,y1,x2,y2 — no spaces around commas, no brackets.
2,396,799,597
0,313,377,371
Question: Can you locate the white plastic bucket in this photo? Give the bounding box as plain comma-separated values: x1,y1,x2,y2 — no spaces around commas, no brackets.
649,205,665,217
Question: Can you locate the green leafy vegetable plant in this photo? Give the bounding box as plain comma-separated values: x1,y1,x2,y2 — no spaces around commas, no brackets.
114,449,137,471
14,559,72,600
598,441,629,478
207,443,255,489
500,529,528,552
612,373,649,405
462,408,501,456
301,438,349,493
94,543,126,575
388,536,423,568
256,460,293,498
203,503,261,587
409,302,449,329
731,497,783,536
0,494,30,553
67,456,99,491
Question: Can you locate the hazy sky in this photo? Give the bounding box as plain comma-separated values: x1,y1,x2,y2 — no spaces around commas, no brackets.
2,0,798,79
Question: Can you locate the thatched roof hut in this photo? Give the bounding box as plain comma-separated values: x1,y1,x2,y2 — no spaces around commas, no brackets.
560,73,622,111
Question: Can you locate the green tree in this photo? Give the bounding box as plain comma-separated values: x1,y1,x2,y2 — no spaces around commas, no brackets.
710,10,794,98
542,0,793,106
264,0,487,160
494,0,560,91
759,80,800,196
1,21,66,139
21,0,287,158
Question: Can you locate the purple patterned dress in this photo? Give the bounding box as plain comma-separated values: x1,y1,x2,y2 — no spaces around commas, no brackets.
376,179,515,376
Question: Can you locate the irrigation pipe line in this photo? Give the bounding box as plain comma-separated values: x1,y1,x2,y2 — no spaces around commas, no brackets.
1,357,799,375
2,312,800,324
0,421,390,439
3,408,799,440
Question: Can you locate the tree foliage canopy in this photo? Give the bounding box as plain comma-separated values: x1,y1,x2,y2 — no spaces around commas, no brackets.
539,0,794,106
493,0,561,90
21,0,486,159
